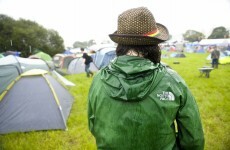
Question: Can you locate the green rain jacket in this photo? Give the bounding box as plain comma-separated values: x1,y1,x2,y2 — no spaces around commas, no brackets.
88,55,205,150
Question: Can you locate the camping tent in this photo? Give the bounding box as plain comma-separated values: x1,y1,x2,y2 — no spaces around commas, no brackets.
69,48,82,54
0,55,51,71
94,47,116,69
29,51,52,61
0,53,4,58
170,52,186,58
53,54,75,69
63,49,73,55
223,50,230,56
53,54,66,67
61,55,75,69
0,64,21,95
0,55,51,94
206,52,227,60
195,46,206,53
199,39,230,46
68,57,98,74
4,51,21,56
206,52,230,64
219,56,230,64
88,44,115,51
0,69,74,134
0,55,74,95
53,54,75,75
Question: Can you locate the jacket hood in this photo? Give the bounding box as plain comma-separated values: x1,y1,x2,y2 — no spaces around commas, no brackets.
100,55,166,102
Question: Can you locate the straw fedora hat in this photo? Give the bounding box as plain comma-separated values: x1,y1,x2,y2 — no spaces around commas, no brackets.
109,7,169,45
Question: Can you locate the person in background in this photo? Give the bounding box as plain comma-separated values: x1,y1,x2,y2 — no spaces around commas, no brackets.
211,45,220,68
88,7,205,149
81,48,93,77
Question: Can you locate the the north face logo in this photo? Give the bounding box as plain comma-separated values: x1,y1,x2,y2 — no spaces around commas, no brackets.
157,91,175,101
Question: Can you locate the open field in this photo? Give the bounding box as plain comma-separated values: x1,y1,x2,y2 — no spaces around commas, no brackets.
0,53,229,150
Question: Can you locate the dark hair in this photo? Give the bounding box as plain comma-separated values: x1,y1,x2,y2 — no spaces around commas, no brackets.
116,44,161,64
80,48,84,51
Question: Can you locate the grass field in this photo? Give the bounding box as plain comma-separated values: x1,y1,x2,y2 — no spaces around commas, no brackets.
0,53,230,150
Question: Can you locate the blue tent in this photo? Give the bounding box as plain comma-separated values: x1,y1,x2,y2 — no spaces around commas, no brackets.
196,47,205,53
63,50,73,54
5,51,21,56
94,47,116,69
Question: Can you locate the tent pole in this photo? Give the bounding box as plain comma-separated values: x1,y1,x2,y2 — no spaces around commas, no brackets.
42,74,67,128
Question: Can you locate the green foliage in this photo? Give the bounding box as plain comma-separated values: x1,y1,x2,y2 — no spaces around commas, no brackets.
87,39,96,47
44,29,65,56
73,41,88,48
0,14,64,57
183,30,205,42
0,15,15,51
73,39,96,48
0,53,229,150
208,26,229,39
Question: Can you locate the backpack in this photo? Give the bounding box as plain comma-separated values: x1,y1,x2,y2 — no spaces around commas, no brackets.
88,55,93,63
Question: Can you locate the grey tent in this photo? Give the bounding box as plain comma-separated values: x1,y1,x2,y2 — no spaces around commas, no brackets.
170,52,186,58
0,64,21,95
53,54,75,75
0,69,74,134
53,54,75,69
68,57,98,74
93,47,116,69
53,54,67,68
0,55,51,95
0,55,51,72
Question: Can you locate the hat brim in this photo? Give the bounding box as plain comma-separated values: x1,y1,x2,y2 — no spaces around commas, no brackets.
109,23,169,45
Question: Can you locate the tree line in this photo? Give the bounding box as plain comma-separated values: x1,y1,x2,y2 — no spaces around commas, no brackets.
0,14,64,57
183,27,229,42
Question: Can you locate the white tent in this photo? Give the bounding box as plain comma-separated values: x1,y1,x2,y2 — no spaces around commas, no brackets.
199,39,230,46
68,57,98,74
88,44,116,51
69,48,82,54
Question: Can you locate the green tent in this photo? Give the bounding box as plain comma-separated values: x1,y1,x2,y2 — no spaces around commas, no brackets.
0,54,4,58
219,56,230,64
29,51,52,61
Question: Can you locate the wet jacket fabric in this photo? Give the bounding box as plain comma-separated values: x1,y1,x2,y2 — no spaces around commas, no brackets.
88,55,205,150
